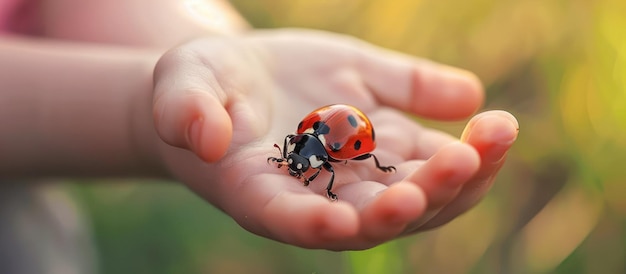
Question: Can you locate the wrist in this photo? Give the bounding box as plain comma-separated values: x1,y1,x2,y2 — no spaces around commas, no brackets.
128,51,172,178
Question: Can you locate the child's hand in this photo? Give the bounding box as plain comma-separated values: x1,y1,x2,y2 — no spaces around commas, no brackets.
151,29,518,250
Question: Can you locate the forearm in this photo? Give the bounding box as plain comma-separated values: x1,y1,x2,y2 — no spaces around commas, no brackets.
39,0,250,47
0,36,164,178
0,0,249,180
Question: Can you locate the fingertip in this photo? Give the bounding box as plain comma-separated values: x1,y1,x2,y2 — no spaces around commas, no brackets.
462,110,519,140
491,110,520,130
360,182,426,240
461,110,519,164
261,192,359,248
316,201,359,240
376,182,427,223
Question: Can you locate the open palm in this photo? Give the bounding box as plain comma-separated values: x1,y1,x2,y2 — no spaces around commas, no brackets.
152,29,518,250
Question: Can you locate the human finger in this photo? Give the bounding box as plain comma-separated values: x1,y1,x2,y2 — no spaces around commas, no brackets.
401,141,480,232
241,174,360,249
369,108,458,161
344,182,426,242
417,110,519,230
355,45,484,120
152,46,233,162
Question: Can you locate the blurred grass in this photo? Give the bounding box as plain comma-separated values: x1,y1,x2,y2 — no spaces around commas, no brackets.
66,0,626,273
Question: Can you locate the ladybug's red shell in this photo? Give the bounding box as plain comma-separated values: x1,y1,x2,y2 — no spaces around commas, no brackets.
268,104,395,200
297,104,376,160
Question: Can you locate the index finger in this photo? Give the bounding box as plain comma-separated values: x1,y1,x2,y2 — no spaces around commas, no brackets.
355,44,484,120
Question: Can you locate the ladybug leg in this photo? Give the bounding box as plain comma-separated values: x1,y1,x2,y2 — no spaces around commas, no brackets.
303,168,322,186
289,169,302,179
322,162,337,201
299,171,309,186
267,156,285,168
352,153,396,173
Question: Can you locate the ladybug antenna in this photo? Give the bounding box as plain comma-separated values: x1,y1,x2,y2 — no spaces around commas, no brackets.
273,143,283,156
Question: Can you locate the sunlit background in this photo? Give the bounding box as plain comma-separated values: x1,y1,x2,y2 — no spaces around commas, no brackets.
55,0,626,273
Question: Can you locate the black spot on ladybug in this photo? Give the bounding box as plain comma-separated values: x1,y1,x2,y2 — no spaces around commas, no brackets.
354,140,362,151
330,142,341,151
347,115,358,128
297,121,303,130
313,121,331,135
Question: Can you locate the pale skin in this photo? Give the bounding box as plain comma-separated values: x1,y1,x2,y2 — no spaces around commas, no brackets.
0,0,519,250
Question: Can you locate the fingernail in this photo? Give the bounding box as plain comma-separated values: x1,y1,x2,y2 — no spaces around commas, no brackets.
187,117,204,152
485,121,518,163
462,111,519,143
465,112,519,164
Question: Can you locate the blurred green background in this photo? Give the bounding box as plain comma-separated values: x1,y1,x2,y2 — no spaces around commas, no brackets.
65,0,626,273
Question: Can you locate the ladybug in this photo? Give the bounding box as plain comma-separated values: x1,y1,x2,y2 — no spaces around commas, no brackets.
268,104,396,200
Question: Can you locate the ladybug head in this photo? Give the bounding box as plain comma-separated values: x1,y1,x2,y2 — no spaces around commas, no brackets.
282,133,329,177
286,153,310,175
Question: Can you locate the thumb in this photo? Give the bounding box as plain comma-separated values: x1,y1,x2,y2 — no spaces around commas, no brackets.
152,48,233,162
